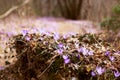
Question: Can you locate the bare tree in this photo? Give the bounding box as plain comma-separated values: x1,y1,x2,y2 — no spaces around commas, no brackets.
58,0,83,20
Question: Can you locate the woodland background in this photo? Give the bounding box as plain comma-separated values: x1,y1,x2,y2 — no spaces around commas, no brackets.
0,0,119,22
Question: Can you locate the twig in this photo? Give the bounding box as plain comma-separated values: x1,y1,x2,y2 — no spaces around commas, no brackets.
47,54,59,63
38,60,54,78
0,0,30,19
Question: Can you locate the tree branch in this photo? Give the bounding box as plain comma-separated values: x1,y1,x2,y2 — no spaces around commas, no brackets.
0,0,30,19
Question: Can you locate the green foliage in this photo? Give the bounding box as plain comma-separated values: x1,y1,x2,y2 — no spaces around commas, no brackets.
101,4,120,32
113,5,120,15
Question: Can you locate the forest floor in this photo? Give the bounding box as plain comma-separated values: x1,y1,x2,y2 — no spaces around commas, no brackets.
0,15,120,80
0,15,102,68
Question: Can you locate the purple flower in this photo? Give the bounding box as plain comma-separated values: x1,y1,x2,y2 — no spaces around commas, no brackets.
54,33,60,40
91,71,96,76
63,35,68,39
117,51,120,54
58,43,63,48
0,66,5,70
7,32,13,37
45,32,51,36
57,49,63,55
39,29,51,36
63,55,68,60
105,51,110,56
25,36,30,41
68,32,76,36
88,51,94,55
96,66,105,75
22,30,28,36
77,54,80,59
109,56,115,61
78,47,93,56
64,59,70,64
39,29,45,34
114,71,120,77
63,35,67,39
78,47,88,55
62,55,70,64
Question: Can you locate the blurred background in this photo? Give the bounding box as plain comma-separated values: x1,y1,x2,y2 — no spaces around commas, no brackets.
0,0,119,22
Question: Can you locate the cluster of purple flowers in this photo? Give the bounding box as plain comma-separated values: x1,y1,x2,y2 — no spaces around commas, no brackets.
22,30,28,36
78,47,94,56
20,30,120,78
91,66,105,76
91,66,120,77
105,51,115,61
57,49,63,55
57,43,70,64
90,50,120,77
